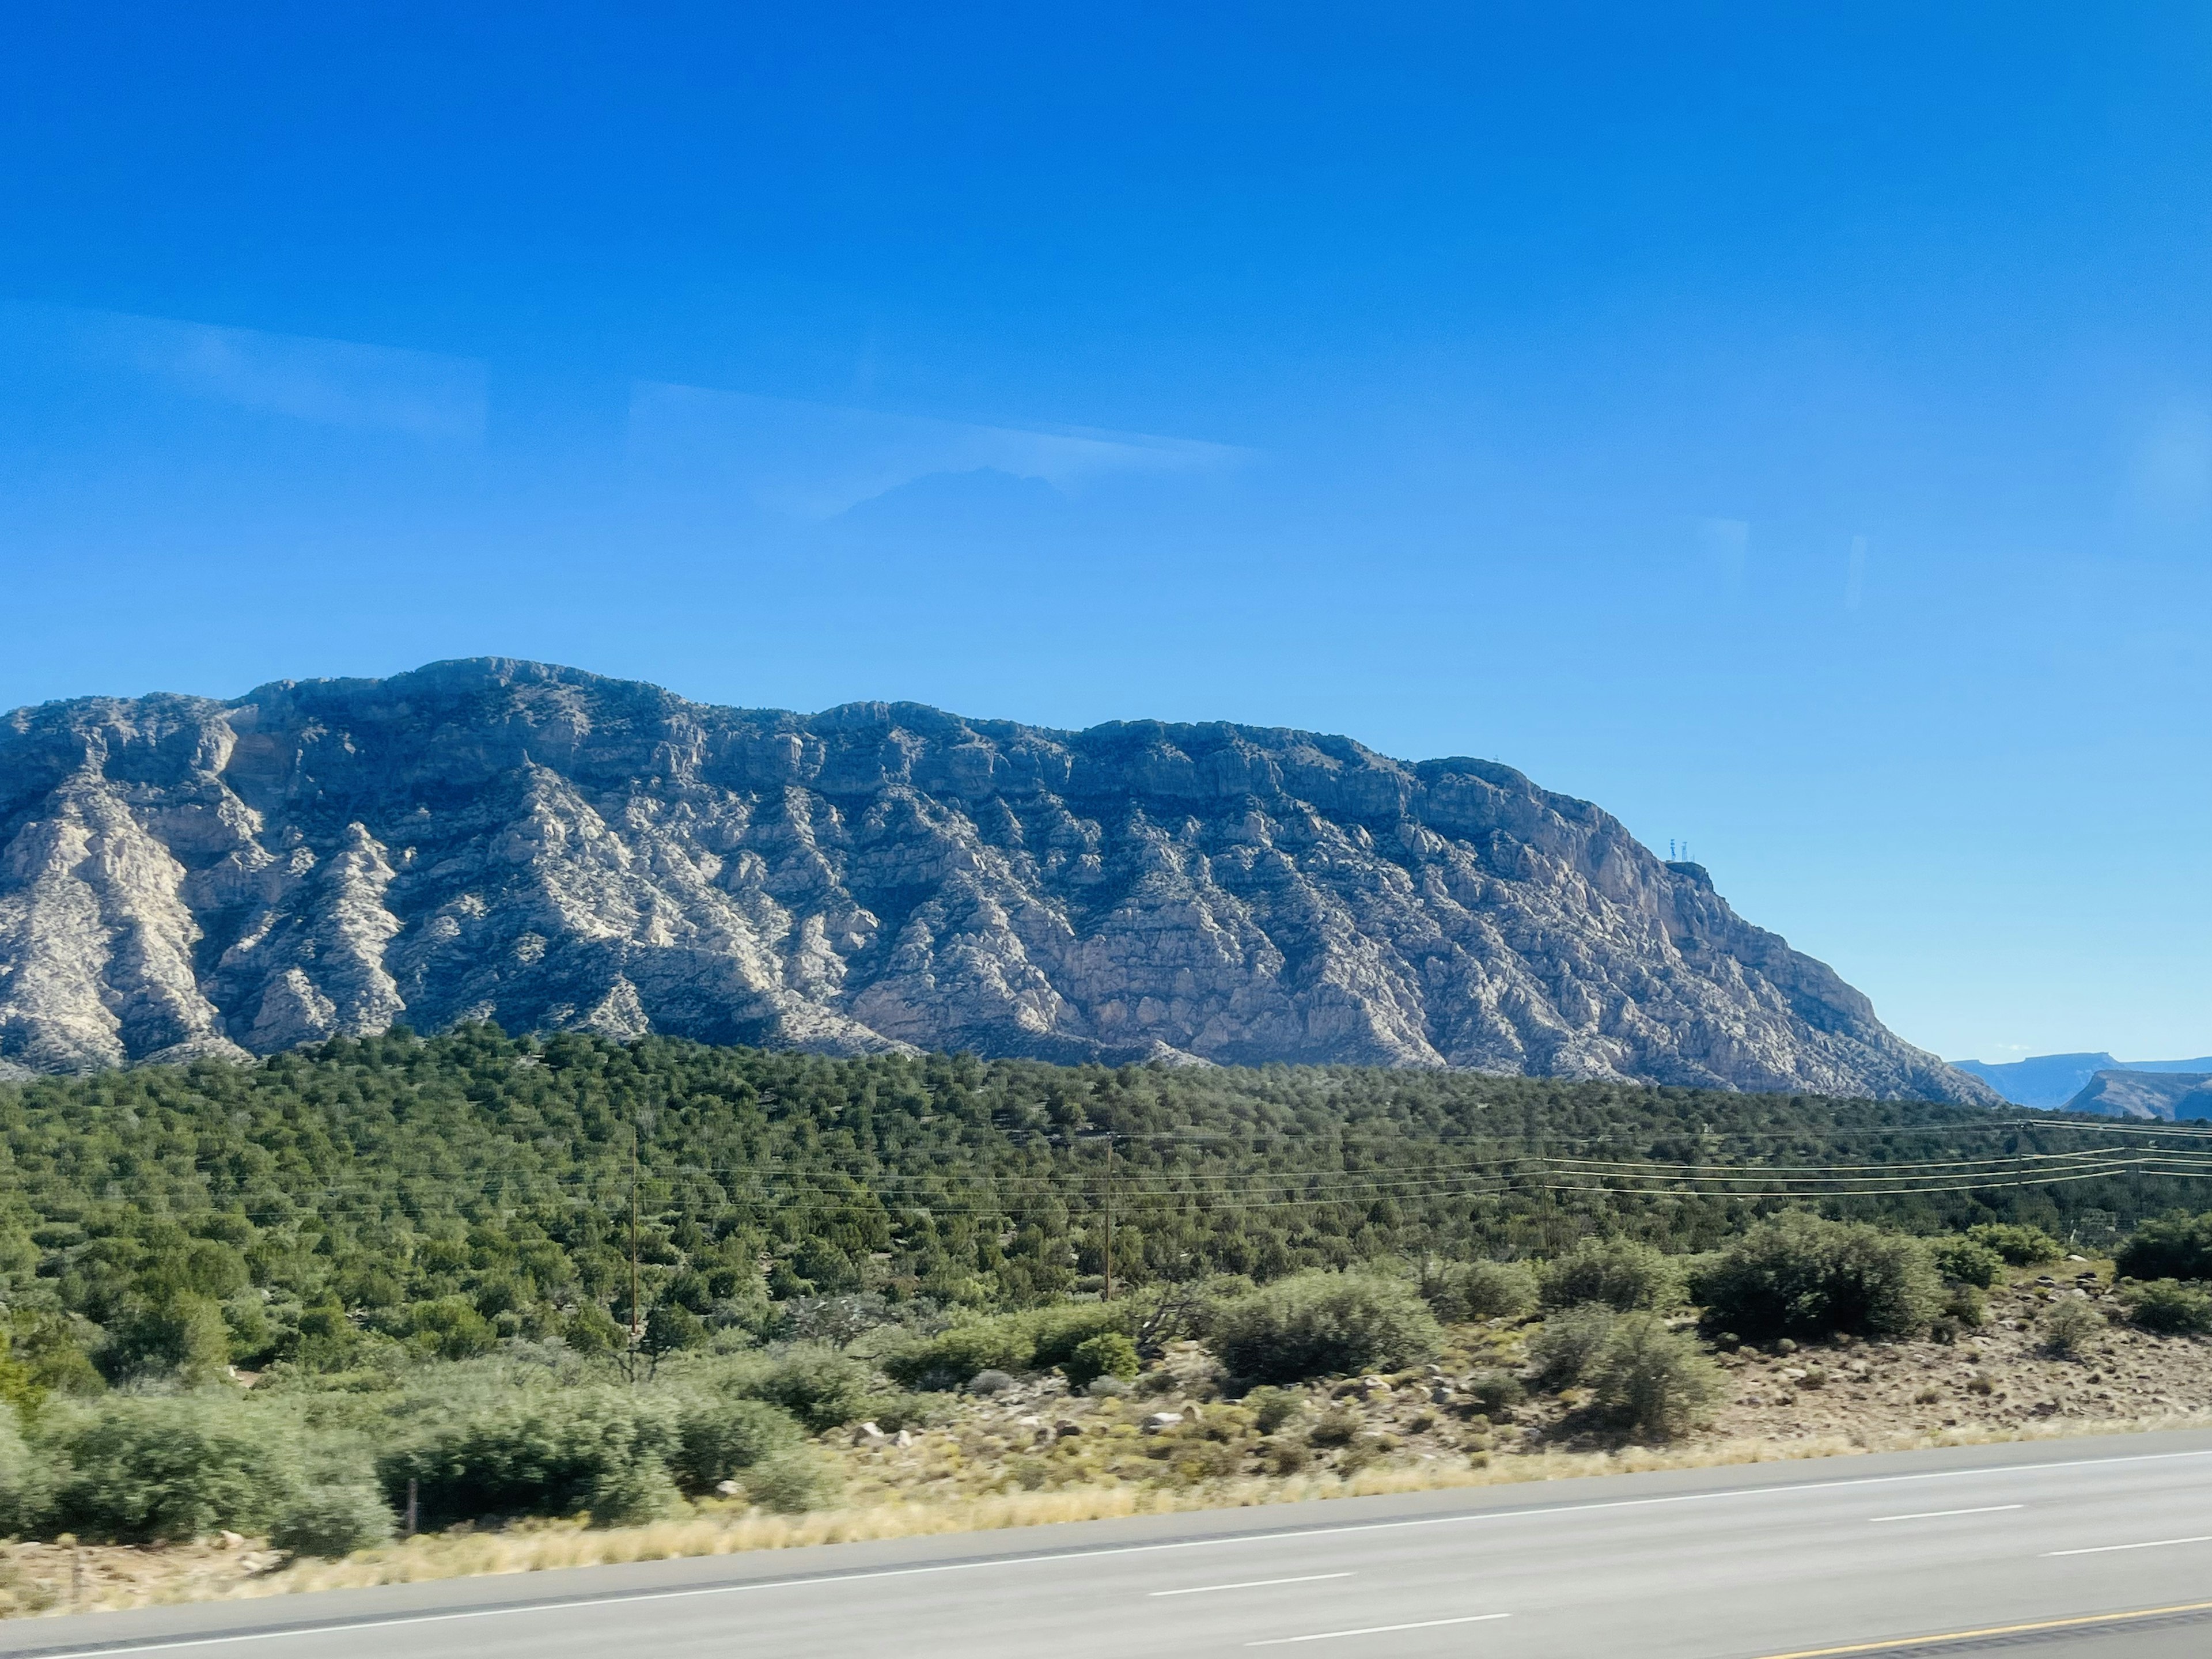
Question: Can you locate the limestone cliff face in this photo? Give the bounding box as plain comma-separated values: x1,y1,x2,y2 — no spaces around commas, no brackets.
0,660,1995,1101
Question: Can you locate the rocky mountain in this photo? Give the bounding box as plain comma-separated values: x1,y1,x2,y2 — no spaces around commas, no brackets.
1952,1052,2212,1108
2059,1070,2212,1120
1951,1052,2122,1109
0,659,1994,1100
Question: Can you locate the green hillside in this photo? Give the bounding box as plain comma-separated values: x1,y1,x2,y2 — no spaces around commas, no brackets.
0,1025,2192,1382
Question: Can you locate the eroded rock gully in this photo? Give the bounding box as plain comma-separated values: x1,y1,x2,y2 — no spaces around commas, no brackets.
0,658,1992,1101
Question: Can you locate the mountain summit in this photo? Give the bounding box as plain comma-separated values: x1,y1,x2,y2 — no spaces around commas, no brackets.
0,659,1991,1100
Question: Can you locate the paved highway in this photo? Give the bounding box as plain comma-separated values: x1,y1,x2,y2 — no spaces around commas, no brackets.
8,1430,2212,1659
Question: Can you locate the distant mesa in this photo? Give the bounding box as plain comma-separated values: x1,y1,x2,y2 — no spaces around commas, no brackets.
1953,1052,2212,1109
0,657,1993,1103
1952,1052,2123,1109
2058,1070,2212,1121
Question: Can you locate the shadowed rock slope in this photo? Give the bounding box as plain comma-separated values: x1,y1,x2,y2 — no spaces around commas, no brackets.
0,659,1993,1100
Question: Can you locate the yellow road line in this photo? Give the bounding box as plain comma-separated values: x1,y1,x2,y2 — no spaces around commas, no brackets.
1748,1597,2212,1657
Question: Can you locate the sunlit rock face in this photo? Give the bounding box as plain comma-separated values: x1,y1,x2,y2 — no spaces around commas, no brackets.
0,658,1995,1103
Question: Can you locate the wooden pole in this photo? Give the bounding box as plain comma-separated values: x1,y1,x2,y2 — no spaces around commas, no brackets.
1103,1137,1115,1301
630,1123,643,1365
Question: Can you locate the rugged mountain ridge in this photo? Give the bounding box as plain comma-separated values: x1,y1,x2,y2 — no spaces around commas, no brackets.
0,658,1994,1100
2059,1070,2212,1121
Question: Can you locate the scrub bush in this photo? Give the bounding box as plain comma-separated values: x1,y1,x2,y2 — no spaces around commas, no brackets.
1243,1387,1305,1435
1586,1313,1722,1441
878,1305,1127,1392
405,1298,497,1362
1063,1332,1139,1389
2039,1298,2104,1357
743,1448,843,1513
670,1397,802,1491
1027,1305,1132,1371
376,1388,681,1529
50,1396,302,1543
1967,1224,2065,1268
1460,1370,1526,1416
1698,1214,1941,1342
1525,1304,1617,1389
1930,1237,2005,1288
2116,1214,2212,1282
2121,1278,2212,1335
1209,1271,1442,1384
1422,1259,1538,1323
270,1484,395,1558
0,1414,54,1538
1539,1240,1681,1313
734,1347,875,1431
101,1293,230,1385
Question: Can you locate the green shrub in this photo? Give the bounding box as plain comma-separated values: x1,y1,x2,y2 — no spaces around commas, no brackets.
1587,1314,1721,1441
563,1303,627,1356
578,1454,682,1527
880,1320,1036,1392
1930,1237,2004,1289
845,1389,945,1433
376,1388,680,1529
406,1297,497,1361
1244,1386,1305,1435
1967,1223,2065,1268
642,1302,706,1356
1304,1406,1361,1448
2116,1214,2212,1282
1422,1259,1538,1323
290,1303,363,1372
1698,1214,1941,1342
270,1484,395,1558
1460,1370,1525,1416
878,1305,1127,1392
1026,1305,1131,1371
1539,1240,1680,1313
1525,1304,1616,1389
2039,1298,2104,1358
1063,1332,1139,1389
774,1294,899,1348
743,1448,842,1513
51,1397,302,1543
101,1292,230,1384
734,1347,877,1431
0,1412,54,1538
6,1313,103,1400
670,1397,802,1492
1941,1284,1987,1327
2121,1278,2212,1335
1210,1271,1442,1384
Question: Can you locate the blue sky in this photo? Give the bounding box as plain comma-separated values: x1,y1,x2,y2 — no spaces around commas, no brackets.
3,5,2209,1063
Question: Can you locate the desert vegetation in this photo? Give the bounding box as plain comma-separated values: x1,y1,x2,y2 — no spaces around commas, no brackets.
0,1029,2206,1615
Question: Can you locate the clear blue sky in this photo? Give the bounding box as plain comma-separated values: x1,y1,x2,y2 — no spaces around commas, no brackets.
3,5,2208,1065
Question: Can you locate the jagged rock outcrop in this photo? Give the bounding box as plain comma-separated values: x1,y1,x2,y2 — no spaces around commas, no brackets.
0,659,1996,1101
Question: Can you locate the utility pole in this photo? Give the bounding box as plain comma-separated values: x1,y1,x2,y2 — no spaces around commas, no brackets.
1103,1136,1116,1301
628,1120,642,1378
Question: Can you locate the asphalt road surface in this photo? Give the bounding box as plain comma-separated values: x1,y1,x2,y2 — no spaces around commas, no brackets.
9,1430,2212,1659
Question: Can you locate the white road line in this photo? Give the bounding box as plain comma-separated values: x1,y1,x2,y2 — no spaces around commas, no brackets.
1869,1505,2024,1524
33,1446,2212,1658
1152,1574,1353,1597
1247,1613,1510,1646
2045,1533,2212,1558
